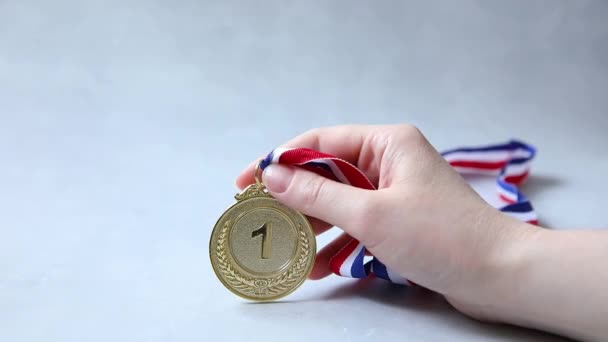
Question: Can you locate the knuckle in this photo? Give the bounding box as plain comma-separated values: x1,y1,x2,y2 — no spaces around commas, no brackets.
395,123,424,142
304,127,321,137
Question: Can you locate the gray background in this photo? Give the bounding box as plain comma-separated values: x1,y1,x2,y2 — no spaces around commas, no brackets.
1,1,606,341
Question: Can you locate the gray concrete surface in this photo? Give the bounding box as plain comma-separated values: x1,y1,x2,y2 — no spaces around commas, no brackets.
1,1,606,341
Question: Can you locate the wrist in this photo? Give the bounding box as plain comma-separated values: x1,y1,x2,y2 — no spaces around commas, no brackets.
449,209,545,323
478,214,546,323
448,208,607,340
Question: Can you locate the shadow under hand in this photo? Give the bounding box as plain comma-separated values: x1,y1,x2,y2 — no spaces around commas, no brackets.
321,276,443,311
520,174,564,197
317,278,573,342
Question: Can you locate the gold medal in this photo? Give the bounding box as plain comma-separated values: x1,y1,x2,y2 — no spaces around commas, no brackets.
209,163,316,301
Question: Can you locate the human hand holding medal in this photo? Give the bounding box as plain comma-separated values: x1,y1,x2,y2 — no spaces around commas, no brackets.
210,126,539,302
208,125,608,341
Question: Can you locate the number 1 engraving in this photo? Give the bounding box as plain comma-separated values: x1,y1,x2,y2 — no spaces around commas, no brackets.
251,222,272,259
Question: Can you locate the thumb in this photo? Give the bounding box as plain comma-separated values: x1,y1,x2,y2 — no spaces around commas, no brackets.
261,164,375,241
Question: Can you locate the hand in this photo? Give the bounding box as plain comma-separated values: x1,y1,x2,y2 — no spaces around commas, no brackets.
236,124,536,320
236,124,608,341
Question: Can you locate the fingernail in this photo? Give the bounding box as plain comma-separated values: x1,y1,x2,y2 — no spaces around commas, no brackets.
262,165,294,193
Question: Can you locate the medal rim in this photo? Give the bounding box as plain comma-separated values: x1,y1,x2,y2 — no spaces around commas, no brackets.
209,185,316,302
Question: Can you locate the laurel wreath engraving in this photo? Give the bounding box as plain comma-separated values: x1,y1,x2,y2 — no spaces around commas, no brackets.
216,220,310,298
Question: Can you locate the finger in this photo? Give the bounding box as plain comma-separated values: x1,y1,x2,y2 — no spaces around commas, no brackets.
309,232,353,280
262,164,376,242
235,124,389,189
235,165,334,236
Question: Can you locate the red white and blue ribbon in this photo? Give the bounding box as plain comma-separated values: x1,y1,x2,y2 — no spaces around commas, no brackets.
441,140,538,225
259,139,538,285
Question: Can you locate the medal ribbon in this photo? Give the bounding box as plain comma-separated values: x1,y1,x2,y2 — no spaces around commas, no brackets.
259,140,537,285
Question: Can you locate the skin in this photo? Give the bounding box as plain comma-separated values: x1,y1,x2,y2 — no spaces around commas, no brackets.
235,124,608,341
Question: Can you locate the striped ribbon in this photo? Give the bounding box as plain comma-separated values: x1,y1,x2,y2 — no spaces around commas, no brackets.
259,139,537,285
